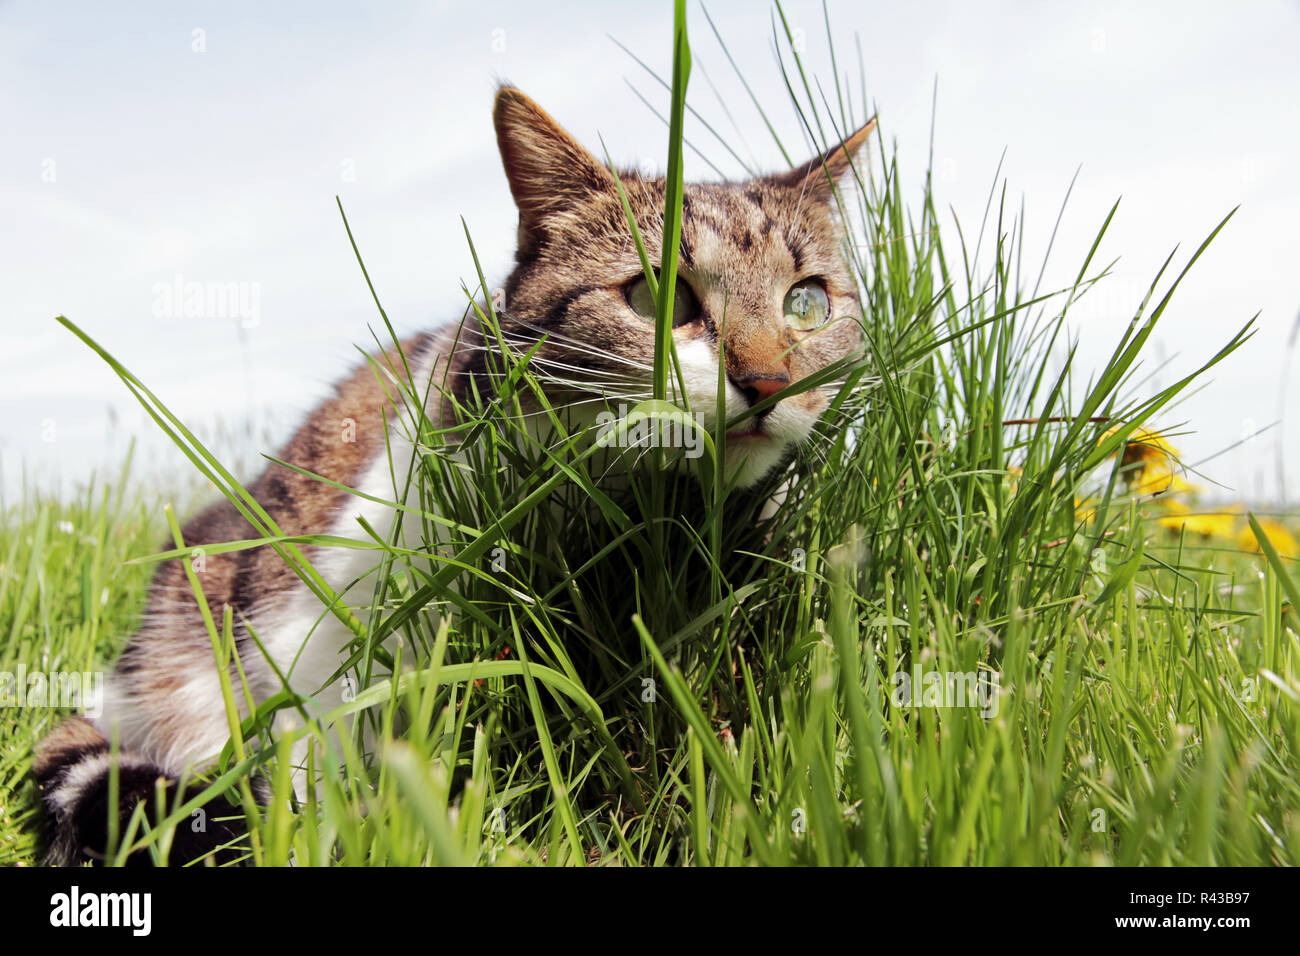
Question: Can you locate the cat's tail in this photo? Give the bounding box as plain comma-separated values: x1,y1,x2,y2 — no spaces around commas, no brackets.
34,716,250,866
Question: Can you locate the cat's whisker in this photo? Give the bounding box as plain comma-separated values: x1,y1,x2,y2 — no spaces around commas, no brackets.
501,319,656,372
525,357,647,382
440,348,649,392
460,338,654,380
506,394,650,425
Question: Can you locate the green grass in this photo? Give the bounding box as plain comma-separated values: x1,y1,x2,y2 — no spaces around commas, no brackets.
3,1,1299,866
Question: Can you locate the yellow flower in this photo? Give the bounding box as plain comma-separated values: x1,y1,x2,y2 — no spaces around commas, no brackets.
1104,425,1197,497
1237,519,1300,559
1006,464,1022,496
1156,500,1239,539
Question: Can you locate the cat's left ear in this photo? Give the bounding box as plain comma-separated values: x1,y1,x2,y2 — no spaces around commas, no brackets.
494,86,619,242
774,116,878,204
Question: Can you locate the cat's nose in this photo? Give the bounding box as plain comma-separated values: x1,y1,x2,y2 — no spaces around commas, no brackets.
733,373,790,408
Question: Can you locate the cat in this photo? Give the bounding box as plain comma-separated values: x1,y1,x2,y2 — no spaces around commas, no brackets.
33,86,874,865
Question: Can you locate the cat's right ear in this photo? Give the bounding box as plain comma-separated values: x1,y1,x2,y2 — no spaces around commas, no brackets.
494,87,618,243
773,116,878,205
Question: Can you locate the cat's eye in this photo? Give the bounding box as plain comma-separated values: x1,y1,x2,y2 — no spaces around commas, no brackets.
784,280,830,331
626,275,699,327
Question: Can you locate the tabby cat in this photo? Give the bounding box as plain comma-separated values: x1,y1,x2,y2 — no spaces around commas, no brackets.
34,86,874,865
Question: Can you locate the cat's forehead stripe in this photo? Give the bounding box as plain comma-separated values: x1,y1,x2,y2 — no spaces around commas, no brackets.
741,184,805,270
674,184,805,275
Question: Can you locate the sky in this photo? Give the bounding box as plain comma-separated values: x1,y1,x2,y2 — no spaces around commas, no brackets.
2,0,1298,505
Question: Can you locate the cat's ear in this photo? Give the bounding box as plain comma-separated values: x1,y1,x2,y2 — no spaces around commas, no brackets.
494,87,618,240
774,116,877,204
